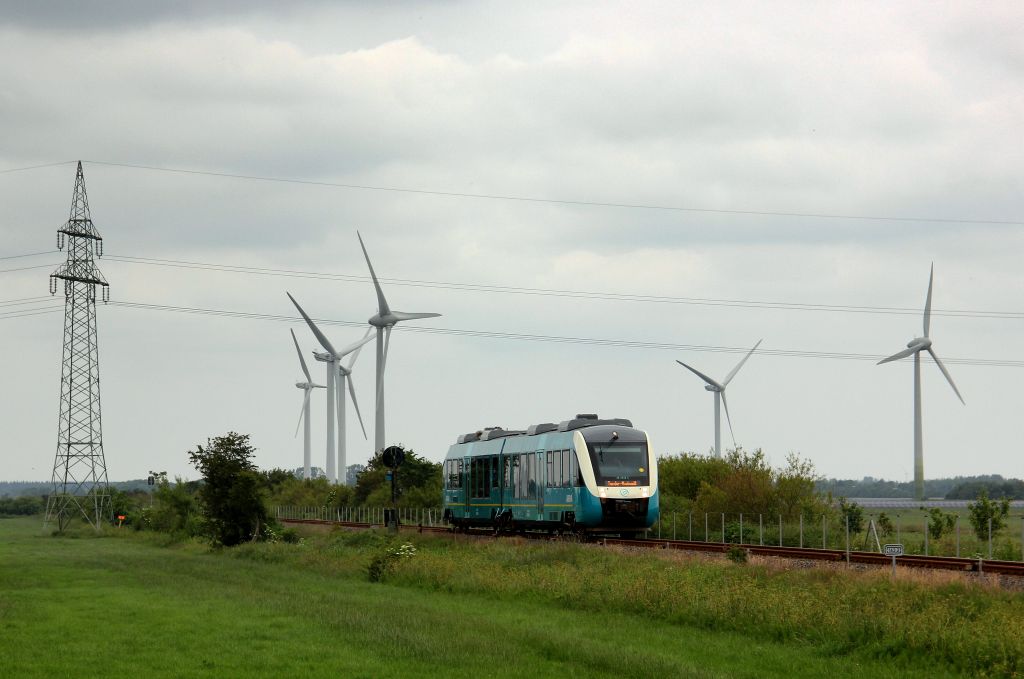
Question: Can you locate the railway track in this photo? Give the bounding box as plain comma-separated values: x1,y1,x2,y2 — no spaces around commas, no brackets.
280,517,1024,577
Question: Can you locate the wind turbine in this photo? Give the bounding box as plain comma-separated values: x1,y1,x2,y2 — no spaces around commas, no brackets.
290,329,325,480
877,264,964,501
357,231,441,454
676,340,762,458
287,293,374,485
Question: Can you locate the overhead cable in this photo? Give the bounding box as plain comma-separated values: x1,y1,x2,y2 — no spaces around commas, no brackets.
83,159,1022,226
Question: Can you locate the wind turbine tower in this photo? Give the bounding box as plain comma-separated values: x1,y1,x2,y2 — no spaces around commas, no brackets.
357,232,442,455
290,329,324,480
676,340,762,458
46,161,111,531
877,264,964,501
288,293,373,484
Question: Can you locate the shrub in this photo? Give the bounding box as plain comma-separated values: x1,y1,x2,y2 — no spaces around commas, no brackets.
725,544,748,564
368,541,417,582
966,490,1011,541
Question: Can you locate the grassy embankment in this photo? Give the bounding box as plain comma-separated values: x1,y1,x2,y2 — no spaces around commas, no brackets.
1,517,1022,677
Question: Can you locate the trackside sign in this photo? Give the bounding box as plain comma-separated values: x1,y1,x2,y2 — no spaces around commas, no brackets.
883,544,904,557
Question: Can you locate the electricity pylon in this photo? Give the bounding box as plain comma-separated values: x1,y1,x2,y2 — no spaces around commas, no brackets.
45,161,111,531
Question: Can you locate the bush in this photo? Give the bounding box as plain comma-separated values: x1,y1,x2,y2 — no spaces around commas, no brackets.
368,541,418,582
725,544,748,564
966,490,1011,541
188,432,270,546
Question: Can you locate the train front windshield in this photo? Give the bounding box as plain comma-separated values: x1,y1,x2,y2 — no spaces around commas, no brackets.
587,443,650,486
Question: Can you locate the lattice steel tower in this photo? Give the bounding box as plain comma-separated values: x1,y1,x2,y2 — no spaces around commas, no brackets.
45,161,111,530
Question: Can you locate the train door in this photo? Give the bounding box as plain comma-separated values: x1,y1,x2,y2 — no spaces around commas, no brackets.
463,456,472,515
536,450,545,516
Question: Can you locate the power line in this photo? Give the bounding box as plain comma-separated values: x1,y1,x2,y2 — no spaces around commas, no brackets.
84,159,1023,227
0,250,57,261
0,160,76,175
0,263,59,275
103,253,1024,321
100,299,1024,368
0,306,62,321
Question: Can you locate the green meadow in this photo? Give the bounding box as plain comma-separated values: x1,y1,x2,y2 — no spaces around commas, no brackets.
1,518,1021,678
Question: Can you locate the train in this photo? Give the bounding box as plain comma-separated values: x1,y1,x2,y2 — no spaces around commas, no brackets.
442,414,659,535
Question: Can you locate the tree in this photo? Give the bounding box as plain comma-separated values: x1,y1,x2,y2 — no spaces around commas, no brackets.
188,432,269,546
926,507,957,540
838,498,864,534
353,448,441,509
966,489,1011,541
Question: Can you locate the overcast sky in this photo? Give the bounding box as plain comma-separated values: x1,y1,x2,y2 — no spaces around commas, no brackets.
1,2,1022,486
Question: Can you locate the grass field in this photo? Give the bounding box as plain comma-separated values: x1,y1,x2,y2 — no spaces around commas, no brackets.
1,518,1021,678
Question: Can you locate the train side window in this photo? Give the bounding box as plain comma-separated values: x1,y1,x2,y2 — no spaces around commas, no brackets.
545,451,553,486
560,450,570,487
551,449,561,487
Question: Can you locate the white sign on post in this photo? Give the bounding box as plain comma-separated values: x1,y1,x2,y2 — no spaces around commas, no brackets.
884,543,903,577
883,544,904,557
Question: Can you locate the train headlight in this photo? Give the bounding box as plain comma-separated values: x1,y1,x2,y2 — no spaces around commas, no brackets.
599,488,607,498
641,487,649,497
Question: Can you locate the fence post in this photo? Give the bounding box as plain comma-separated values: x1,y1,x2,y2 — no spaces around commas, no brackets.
822,515,826,550
721,512,725,543
845,514,850,564
896,514,901,545
799,514,803,548
740,513,744,545
988,517,993,559
688,512,692,541
924,516,929,556
759,514,763,546
956,516,960,558
705,513,709,542
779,514,782,546
673,512,677,541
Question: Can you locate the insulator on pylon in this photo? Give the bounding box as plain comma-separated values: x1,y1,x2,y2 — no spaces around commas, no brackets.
57,233,64,250
97,240,103,258
49,276,57,295
102,286,109,303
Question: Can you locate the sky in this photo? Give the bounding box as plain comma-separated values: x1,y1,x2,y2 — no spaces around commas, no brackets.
1,1,1022,485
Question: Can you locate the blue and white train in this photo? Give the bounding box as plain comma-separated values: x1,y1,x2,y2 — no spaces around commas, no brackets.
442,414,659,534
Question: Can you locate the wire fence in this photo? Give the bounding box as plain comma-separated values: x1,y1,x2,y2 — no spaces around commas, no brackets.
276,505,442,528
646,511,1024,561
273,506,1024,561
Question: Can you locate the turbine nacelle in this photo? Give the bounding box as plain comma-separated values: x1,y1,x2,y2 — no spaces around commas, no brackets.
907,337,932,351
295,381,324,390
313,351,332,363
703,384,722,393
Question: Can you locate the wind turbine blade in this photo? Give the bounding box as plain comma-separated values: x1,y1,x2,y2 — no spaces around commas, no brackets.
335,367,345,437
383,325,392,373
347,327,373,370
377,325,392,406
927,347,965,405
391,311,442,322
357,231,390,316
722,339,763,387
721,391,737,448
287,292,338,357
675,360,722,390
335,330,375,358
877,347,917,365
290,328,312,383
347,376,368,439
924,263,934,337
295,390,311,438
